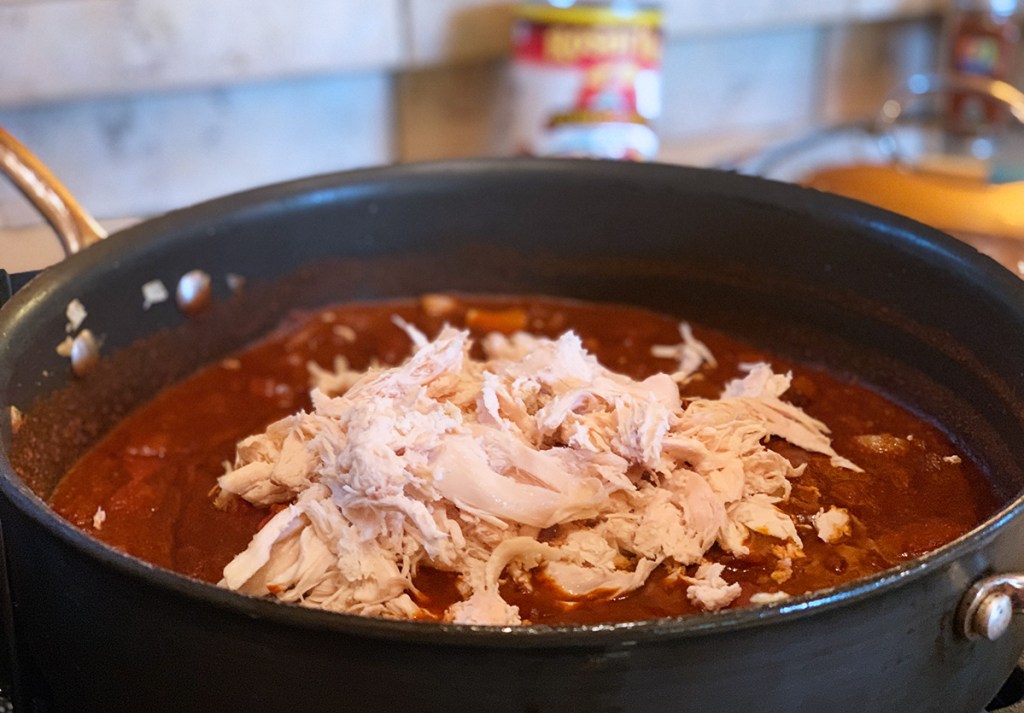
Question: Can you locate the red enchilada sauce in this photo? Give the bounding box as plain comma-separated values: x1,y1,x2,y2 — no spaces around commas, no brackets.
48,296,999,625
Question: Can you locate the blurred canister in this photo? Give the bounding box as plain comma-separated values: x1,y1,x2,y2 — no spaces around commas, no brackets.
508,0,663,160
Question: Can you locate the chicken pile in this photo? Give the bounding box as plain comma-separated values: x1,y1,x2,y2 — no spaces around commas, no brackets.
214,318,857,625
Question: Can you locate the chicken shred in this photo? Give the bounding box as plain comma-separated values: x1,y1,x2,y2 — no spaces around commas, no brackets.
215,322,857,625
812,506,852,543
650,321,717,384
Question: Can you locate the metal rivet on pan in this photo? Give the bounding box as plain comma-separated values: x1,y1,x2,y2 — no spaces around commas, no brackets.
70,329,99,377
974,593,1014,641
176,269,212,315
959,574,1024,641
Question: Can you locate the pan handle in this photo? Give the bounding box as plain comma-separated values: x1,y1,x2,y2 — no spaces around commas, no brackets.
958,573,1024,641
0,127,107,256
0,127,95,707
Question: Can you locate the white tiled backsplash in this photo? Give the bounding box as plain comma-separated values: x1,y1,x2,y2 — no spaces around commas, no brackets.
0,74,392,227
0,0,954,232
0,0,404,105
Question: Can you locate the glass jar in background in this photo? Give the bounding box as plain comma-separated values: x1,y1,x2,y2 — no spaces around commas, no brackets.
507,0,663,160
945,0,1021,133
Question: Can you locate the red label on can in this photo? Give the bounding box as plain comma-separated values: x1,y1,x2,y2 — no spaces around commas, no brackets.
508,6,663,160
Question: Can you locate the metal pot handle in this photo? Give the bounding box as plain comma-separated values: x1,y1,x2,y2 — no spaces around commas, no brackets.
959,574,1024,641
0,127,107,256
0,126,104,709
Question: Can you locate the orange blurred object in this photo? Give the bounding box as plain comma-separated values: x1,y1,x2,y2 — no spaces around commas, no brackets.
802,162,1024,269
803,163,1024,239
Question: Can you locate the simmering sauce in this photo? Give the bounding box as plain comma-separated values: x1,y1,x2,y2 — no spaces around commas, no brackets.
48,295,999,624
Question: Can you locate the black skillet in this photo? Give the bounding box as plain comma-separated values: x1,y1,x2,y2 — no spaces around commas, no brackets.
0,128,1023,713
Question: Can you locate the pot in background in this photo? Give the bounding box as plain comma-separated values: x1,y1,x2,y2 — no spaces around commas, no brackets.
731,73,1024,271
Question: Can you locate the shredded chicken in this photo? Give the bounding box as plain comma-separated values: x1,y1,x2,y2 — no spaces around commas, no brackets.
215,321,858,625
226,273,246,294
749,591,790,605
8,405,22,434
141,279,169,310
65,298,87,333
56,336,74,357
650,322,717,383
812,506,852,543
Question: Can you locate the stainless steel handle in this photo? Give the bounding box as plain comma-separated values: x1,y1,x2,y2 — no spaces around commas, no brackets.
0,128,108,704
959,574,1024,641
0,126,106,256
